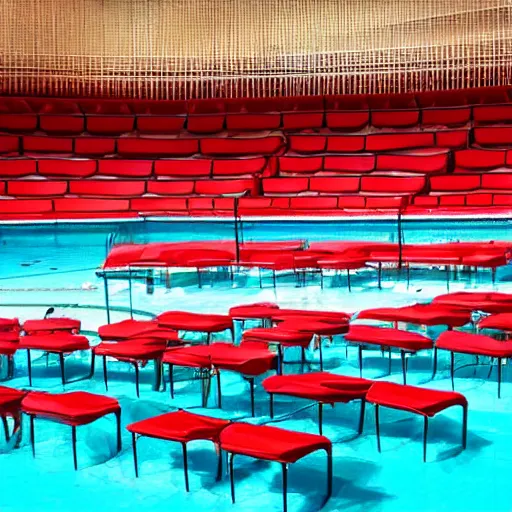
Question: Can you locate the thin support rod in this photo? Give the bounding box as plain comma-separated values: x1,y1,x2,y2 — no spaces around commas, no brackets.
128,270,133,319
229,453,236,503
216,369,222,408
249,378,255,417
450,352,455,390
498,357,502,398
30,415,35,457
182,442,190,492
269,393,274,418
318,403,323,435
27,349,32,386
358,345,363,378
132,432,139,477
423,416,428,463
71,426,78,470
115,410,122,452
400,351,407,385
103,356,108,391
375,405,381,452
282,463,288,512
462,405,468,449
59,352,65,386
103,275,111,324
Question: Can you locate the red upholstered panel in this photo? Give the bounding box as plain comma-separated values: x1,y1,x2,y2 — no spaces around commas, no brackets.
23,136,73,154
188,197,214,210
137,116,185,134
466,193,493,206
69,181,146,197
214,197,235,210
439,195,466,206
195,178,256,196
507,151,512,167
493,195,512,206
278,157,323,175
0,199,53,214
131,100,187,116
309,176,360,194
0,136,20,154
74,138,116,156
130,197,188,211
154,159,211,178
146,181,195,195
226,113,281,131
338,196,366,208
0,114,37,132
39,115,85,135
413,196,439,206
473,105,512,124
0,160,36,177
0,181,4,195
187,115,225,134
289,136,326,153
365,196,407,209
323,155,375,174
38,159,97,178
482,173,512,191
7,181,67,197
290,197,338,209
98,160,153,177
422,107,471,127
0,98,32,113
474,127,512,147
262,177,309,195
361,176,425,194
187,99,225,114
212,157,267,177
430,175,481,192
86,116,135,135
455,149,506,170
200,136,284,156
79,100,131,114
376,153,448,174
282,112,324,130
371,110,420,128
54,198,130,212
365,133,435,151
325,112,369,130
327,136,366,153
118,138,199,157
435,130,469,149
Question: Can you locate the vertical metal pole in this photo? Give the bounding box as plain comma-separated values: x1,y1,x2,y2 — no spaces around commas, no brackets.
397,210,403,270
234,197,240,264
132,433,139,477
103,274,111,324
128,269,133,319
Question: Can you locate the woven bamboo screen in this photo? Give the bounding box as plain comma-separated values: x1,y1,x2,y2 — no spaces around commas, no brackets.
1,0,511,99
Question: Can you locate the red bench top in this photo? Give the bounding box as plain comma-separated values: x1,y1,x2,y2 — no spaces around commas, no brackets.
278,319,349,336
23,317,81,334
127,410,230,442
228,302,280,320
0,318,20,332
98,319,179,341
242,328,313,347
437,330,512,357
19,333,90,352
93,338,168,360
345,325,433,352
21,391,120,425
0,386,27,415
263,372,373,402
433,292,512,314
157,311,233,332
220,423,331,463
366,381,467,416
478,313,512,331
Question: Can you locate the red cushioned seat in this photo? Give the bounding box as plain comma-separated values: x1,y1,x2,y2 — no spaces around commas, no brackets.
289,197,339,210
277,156,323,176
0,114,37,132
0,136,19,155
435,130,469,149
357,303,471,327
437,330,512,358
0,160,36,178
194,178,256,197
0,386,26,439
478,312,512,331
0,199,53,215
212,157,267,177
366,381,467,460
126,409,229,487
200,136,284,156
7,181,68,197
130,197,188,214
323,154,375,174
327,135,366,153
474,105,512,125
54,198,130,213
346,325,432,351
482,173,512,191
229,302,280,321
368,94,419,128
85,115,135,135
132,101,186,133
157,311,233,338
98,319,178,341
474,127,512,147
288,135,327,153
22,391,121,469
146,181,195,196
430,175,481,193
97,160,153,177
74,138,115,156
376,153,448,174
279,319,349,337
422,107,471,127
154,159,212,178
366,133,435,152
242,327,312,348
325,95,369,130
219,422,332,509
309,176,360,194
226,113,281,131
162,344,212,369
23,317,81,334
455,149,507,171
22,136,73,154
262,177,309,196
187,100,226,133
19,333,89,351
118,138,199,157
0,332,19,357
432,292,512,314
0,318,20,332
39,115,85,135
361,176,425,196
37,159,97,178
69,180,146,198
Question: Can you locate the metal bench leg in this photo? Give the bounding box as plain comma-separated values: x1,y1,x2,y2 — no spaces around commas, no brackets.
132,432,139,477
229,453,236,503
462,404,468,449
450,352,455,390
269,393,274,418
27,350,32,386
115,409,122,452
282,463,288,512
102,356,108,391
71,425,78,470
182,442,190,492
375,404,381,452
358,345,363,378
318,403,323,435
423,416,428,462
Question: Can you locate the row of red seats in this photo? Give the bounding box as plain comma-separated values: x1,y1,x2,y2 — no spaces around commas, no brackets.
1,86,512,134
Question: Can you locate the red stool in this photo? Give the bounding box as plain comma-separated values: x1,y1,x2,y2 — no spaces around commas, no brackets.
127,410,230,490
21,391,122,470
366,381,468,461
220,423,332,512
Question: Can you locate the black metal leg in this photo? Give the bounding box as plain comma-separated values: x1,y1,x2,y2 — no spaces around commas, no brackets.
432,347,438,378
347,269,351,292
1,416,9,442
216,445,223,481
27,350,32,386
358,345,363,378
259,268,263,289
229,453,236,503
272,270,276,288
318,403,323,435
216,370,222,408
229,327,235,343
103,356,108,391
29,415,35,457
326,450,333,499
269,393,274,418
400,351,407,385
134,363,140,398
249,378,255,417
115,409,122,452
378,262,382,289
318,337,323,371
301,346,306,368
169,364,174,398
59,353,65,386
406,265,410,288
388,347,392,375
358,399,366,435
375,405,381,452
462,405,468,449
132,432,139,477
282,463,288,512
450,352,455,390
71,425,78,470
498,357,502,398
423,416,428,463
206,332,211,345
182,442,190,492
492,267,496,286
277,344,284,375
